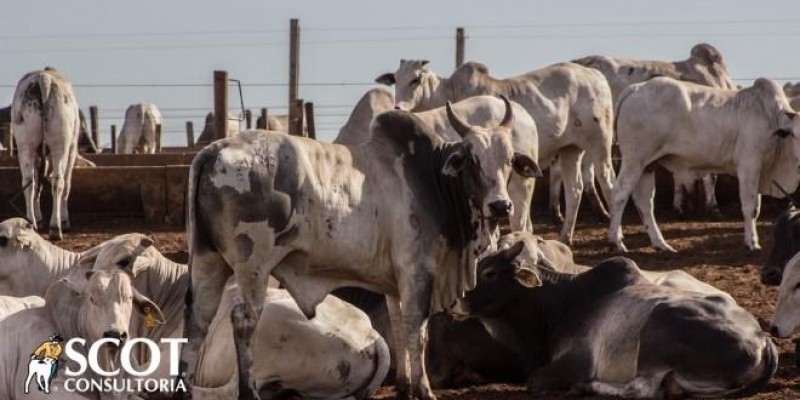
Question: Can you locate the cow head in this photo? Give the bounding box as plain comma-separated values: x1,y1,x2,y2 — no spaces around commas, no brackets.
0,218,41,296
686,43,735,90
762,208,800,285
376,59,436,111
450,241,538,320
73,234,163,343
442,96,539,221
770,252,800,338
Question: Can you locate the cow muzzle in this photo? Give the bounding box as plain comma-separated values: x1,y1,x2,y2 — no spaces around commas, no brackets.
760,267,783,286
449,299,471,321
488,200,513,219
102,330,128,341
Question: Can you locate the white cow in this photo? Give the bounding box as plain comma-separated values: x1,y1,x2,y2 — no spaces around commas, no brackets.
770,251,800,337
610,77,800,252
377,60,615,243
574,43,735,216
336,89,541,232
0,218,81,297
11,68,80,240
117,102,162,154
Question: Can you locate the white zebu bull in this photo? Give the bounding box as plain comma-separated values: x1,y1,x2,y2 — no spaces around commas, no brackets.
0,217,81,297
0,237,160,400
11,68,81,241
117,102,162,154
335,89,541,232
180,103,539,400
610,77,800,252
574,43,735,216
376,60,615,243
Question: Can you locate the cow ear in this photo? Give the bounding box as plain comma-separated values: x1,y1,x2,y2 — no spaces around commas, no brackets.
512,153,543,178
499,240,525,262
441,143,469,177
133,289,165,325
77,254,98,270
514,266,542,288
375,73,396,86
420,60,430,67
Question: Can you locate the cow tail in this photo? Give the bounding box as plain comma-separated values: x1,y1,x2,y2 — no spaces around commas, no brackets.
37,73,56,176
353,334,391,400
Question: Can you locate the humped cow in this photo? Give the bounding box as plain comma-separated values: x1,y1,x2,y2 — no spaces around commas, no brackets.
11,67,81,241
574,43,735,216
195,111,240,147
0,235,161,399
451,244,777,398
0,217,82,297
376,60,615,243
610,77,800,252
335,88,541,232
117,102,162,154
180,101,538,399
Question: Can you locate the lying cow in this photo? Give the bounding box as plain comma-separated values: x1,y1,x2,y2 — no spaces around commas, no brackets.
94,234,390,400
117,102,162,154
336,89,541,232
180,102,537,399
0,237,161,399
0,218,82,297
452,244,777,398
377,60,615,243
610,77,800,252
574,43,735,216
761,207,800,285
11,67,81,240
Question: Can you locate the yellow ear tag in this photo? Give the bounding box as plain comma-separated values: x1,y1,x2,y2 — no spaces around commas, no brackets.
143,306,158,328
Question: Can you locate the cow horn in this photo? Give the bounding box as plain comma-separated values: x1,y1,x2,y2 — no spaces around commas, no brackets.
446,101,472,137
499,95,514,132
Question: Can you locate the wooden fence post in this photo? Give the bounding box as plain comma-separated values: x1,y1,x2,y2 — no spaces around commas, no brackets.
186,121,195,147
155,124,162,153
89,106,99,150
259,108,268,129
110,125,117,153
304,102,316,140
245,110,252,129
214,70,229,141
1,124,12,155
456,27,465,68
290,99,304,137
288,18,300,136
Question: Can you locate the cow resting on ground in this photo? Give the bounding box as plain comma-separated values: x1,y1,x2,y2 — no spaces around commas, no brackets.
117,102,162,154
180,100,537,399
610,77,800,252
336,89,541,232
376,60,615,243
574,43,735,216
11,68,81,241
452,244,777,398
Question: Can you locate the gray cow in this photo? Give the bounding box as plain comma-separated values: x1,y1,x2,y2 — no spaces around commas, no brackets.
179,102,538,400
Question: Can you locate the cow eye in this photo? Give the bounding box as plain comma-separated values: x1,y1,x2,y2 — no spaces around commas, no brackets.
117,257,132,267
0,237,7,247
482,269,499,281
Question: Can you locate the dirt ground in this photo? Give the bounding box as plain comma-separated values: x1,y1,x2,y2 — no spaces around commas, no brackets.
59,205,800,399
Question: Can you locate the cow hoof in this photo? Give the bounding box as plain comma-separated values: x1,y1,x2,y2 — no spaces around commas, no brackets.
610,242,628,253
49,229,63,241
550,212,565,227
654,243,677,253
747,244,762,252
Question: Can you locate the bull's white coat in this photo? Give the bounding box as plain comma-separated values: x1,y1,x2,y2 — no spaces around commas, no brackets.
117,103,162,154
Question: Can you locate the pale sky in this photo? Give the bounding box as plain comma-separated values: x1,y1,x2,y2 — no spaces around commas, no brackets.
1,0,798,145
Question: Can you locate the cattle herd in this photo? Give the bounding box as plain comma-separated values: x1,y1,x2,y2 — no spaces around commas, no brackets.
2,43,800,400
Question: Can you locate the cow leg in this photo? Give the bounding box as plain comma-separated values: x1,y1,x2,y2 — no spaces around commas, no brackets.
231,261,271,400
737,168,762,251
584,138,615,223
558,147,584,245
386,296,410,395
46,142,69,241
548,158,564,226
630,169,674,252
397,274,435,400
702,174,722,219
608,162,645,253
507,172,535,233
179,250,232,396
17,147,40,229
60,147,77,231
582,157,610,222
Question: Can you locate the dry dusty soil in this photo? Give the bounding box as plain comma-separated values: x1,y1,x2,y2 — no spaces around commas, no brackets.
60,205,800,399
